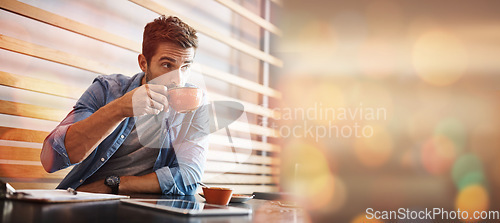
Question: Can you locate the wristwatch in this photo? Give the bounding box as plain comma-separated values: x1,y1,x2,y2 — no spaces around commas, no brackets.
104,175,120,194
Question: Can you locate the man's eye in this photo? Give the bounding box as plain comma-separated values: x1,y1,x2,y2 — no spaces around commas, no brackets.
181,65,190,71
162,63,172,68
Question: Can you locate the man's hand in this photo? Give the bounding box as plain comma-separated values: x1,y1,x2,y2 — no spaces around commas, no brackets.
116,84,170,117
76,180,111,194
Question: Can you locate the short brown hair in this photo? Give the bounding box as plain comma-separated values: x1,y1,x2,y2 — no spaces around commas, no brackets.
142,15,198,64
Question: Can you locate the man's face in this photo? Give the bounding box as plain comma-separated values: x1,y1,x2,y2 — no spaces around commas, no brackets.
141,42,195,88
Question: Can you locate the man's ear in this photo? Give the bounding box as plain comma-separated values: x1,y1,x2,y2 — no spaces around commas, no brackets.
138,54,147,72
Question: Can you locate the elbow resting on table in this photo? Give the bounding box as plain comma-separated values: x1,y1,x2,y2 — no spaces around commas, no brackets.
40,139,58,173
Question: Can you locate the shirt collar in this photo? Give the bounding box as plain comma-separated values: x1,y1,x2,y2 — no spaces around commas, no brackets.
128,72,146,92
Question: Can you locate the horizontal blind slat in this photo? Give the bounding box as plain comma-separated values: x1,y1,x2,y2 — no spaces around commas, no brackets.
0,126,48,143
0,34,280,118
0,0,282,98
204,160,279,175
0,163,70,179
206,150,279,165
0,146,40,161
0,100,66,122
214,0,282,36
128,0,283,67
0,34,129,75
0,71,85,99
203,173,279,184
6,182,59,190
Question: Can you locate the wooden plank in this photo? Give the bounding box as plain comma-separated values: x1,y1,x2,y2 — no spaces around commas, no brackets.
0,100,278,139
214,0,282,36
0,35,281,118
230,121,279,138
0,99,281,149
206,150,279,166
0,125,279,155
0,126,48,143
128,0,283,67
204,160,279,175
203,173,279,184
0,145,271,167
0,100,66,122
210,134,281,153
209,91,280,119
0,146,40,161
226,184,278,194
0,140,43,150
0,0,140,53
0,72,280,135
0,0,282,99
195,65,282,99
0,163,70,179
7,182,59,190
0,34,130,75
0,142,280,167
0,71,84,99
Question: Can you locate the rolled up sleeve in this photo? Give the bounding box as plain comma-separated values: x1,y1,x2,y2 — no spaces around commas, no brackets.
41,77,108,172
156,97,210,195
155,136,208,195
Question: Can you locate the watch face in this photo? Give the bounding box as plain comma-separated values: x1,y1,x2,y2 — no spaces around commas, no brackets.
105,176,119,186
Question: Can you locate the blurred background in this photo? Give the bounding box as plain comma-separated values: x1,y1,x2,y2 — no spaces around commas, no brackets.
272,0,500,222
1,0,500,222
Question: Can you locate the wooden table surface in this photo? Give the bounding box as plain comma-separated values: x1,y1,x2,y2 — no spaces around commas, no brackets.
0,193,307,223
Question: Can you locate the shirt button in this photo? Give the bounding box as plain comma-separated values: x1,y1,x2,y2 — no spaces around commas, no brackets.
79,179,83,183
101,158,105,162
120,135,125,139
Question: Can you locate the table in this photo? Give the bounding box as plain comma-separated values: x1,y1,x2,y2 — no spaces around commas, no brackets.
0,194,307,223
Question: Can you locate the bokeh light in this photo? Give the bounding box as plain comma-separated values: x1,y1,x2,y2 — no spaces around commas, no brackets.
354,124,393,168
293,19,338,73
358,38,398,79
451,154,486,190
277,0,500,221
412,30,468,86
407,108,440,143
351,213,384,223
281,140,336,210
364,0,403,36
421,135,457,175
491,161,500,189
330,10,367,43
344,82,394,122
455,184,489,223
312,176,347,214
308,82,345,126
433,118,466,153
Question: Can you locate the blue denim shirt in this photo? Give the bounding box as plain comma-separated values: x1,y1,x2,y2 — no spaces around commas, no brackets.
42,72,209,195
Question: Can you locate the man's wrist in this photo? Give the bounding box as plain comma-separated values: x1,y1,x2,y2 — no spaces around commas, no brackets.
117,175,133,194
104,175,120,194
104,99,129,120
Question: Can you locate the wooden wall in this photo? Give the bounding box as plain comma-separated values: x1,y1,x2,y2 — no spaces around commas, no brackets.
0,0,282,194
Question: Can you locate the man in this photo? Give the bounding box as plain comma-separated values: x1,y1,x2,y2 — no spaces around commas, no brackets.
40,15,209,195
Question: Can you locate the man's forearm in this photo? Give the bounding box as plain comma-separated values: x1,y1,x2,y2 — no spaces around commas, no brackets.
65,99,125,164
120,172,161,194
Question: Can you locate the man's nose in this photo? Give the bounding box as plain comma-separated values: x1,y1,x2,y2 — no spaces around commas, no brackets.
170,69,182,87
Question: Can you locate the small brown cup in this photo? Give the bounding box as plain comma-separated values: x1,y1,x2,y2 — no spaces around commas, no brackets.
202,187,233,205
167,87,202,113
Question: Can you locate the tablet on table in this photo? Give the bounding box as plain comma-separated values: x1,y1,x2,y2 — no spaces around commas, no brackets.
121,199,251,216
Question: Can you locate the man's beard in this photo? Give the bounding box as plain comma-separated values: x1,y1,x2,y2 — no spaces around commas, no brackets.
145,68,153,84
